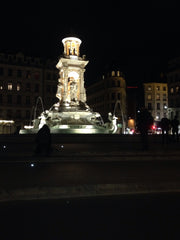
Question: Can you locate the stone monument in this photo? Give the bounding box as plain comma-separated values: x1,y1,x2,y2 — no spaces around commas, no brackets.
20,37,117,134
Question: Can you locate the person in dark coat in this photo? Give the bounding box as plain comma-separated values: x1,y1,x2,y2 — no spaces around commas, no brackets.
136,108,154,150
160,116,170,144
171,115,179,142
34,124,52,156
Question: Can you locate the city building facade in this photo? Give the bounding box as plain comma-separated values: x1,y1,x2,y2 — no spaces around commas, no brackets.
167,57,180,121
87,70,127,132
0,52,58,133
144,82,168,124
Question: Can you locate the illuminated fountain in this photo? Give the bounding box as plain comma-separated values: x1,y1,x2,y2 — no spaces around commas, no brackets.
20,37,117,134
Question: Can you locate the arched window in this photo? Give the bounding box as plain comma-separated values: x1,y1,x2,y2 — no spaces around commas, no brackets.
8,83,12,91
112,71,115,77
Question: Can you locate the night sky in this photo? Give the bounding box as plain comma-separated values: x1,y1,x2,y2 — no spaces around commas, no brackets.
0,2,180,86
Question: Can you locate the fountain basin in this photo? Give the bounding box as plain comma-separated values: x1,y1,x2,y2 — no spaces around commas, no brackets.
20,124,110,134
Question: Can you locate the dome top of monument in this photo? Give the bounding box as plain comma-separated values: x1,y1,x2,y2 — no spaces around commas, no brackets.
62,37,82,57
62,37,81,45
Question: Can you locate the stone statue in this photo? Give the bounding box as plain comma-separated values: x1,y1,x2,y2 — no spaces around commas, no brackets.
70,81,78,102
39,111,48,129
105,112,118,133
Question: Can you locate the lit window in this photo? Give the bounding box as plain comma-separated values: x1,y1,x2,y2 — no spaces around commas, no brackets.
112,71,115,77
17,83,21,91
170,87,174,94
176,86,179,93
147,86,152,91
117,71,120,76
156,86,160,91
156,94,160,100
147,94,152,100
8,83,12,90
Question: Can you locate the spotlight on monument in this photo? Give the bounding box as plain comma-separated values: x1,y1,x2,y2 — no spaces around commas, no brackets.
20,36,117,134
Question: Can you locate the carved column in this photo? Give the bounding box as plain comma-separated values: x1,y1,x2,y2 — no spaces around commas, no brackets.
80,69,86,102
63,68,68,102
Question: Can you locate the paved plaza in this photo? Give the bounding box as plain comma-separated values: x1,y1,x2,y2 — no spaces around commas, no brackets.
0,134,180,202
1,134,180,160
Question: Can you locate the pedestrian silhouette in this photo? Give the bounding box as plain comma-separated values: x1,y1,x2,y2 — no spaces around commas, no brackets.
171,115,179,142
34,124,52,156
136,108,153,150
160,116,170,144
